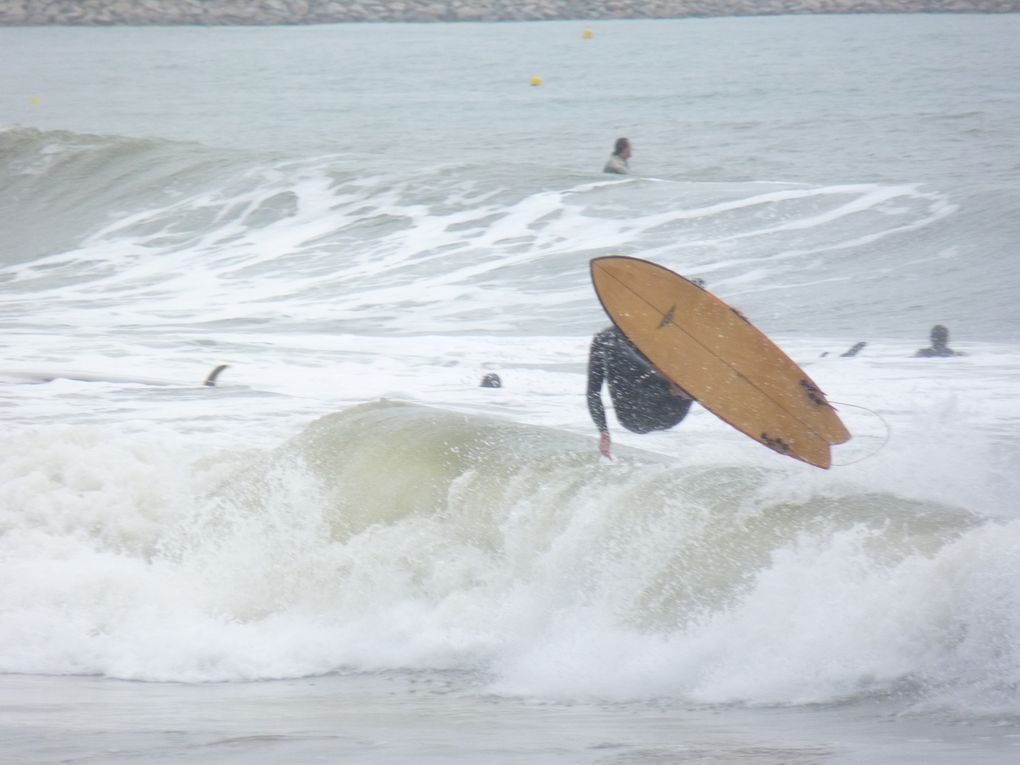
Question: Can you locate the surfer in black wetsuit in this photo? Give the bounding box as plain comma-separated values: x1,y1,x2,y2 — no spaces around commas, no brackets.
914,324,964,357
603,137,632,175
587,325,694,458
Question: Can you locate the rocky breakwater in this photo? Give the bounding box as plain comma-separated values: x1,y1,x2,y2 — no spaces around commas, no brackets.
1,0,1018,25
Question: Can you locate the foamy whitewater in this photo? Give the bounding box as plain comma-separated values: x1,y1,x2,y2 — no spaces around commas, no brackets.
2,14,1019,764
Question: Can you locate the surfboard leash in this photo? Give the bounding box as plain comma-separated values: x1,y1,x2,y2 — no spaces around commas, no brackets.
829,401,892,467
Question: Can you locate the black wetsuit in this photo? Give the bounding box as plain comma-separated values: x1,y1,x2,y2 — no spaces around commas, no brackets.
914,347,962,357
586,326,693,435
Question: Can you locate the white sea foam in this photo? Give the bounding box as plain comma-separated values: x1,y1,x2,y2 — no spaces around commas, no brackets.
0,396,1016,721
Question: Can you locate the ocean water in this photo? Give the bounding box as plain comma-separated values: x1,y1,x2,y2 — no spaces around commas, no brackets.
2,13,1020,764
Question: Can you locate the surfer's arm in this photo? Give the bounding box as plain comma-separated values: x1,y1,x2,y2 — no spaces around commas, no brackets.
586,335,609,432
587,333,612,457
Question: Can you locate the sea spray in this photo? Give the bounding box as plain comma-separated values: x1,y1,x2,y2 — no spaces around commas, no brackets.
5,401,1015,714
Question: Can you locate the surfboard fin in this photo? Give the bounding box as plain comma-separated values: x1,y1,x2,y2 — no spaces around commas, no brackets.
203,364,229,387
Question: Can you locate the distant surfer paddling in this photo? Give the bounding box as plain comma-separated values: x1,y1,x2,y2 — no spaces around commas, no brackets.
603,137,632,175
587,325,694,458
914,324,964,357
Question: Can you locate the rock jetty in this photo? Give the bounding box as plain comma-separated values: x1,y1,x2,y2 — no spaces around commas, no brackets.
1,0,1017,25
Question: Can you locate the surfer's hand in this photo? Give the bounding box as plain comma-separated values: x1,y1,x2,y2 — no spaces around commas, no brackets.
599,431,612,459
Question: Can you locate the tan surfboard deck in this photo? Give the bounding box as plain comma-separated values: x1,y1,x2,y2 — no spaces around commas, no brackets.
590,256,850,468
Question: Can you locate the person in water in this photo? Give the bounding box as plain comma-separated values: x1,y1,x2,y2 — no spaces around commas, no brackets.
914,324,964,357
603,137,631,174
587,325,694,458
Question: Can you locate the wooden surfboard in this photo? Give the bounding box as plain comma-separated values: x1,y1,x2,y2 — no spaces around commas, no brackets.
590,256,850,468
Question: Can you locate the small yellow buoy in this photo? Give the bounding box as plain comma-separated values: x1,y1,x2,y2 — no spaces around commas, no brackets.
583,28,593,39
530,75,543,87
30,95,41,107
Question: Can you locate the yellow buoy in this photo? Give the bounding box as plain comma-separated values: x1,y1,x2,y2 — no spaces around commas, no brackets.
583,28,593,39
530,75,543,87
30,95,41,107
